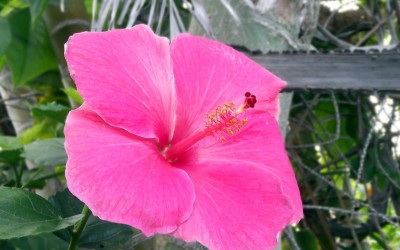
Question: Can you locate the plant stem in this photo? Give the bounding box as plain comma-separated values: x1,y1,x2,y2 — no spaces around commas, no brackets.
68,205,91,250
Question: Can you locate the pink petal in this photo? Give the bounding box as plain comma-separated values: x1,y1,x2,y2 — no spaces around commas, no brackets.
65,106,195,236
65,25,176,147
186,110,303,222
173,161,293,250
170,34,285,144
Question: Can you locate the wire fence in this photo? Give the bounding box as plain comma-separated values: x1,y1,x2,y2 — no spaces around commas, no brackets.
286,90,400,249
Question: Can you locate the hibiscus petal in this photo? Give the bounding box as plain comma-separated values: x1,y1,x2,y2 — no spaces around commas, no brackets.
65,25,175,146
173,161,293,250
65,106,195,235
191,110,303,222
170,34,285,143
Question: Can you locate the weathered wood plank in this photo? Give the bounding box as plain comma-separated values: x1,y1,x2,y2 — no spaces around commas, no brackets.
250,52,400,91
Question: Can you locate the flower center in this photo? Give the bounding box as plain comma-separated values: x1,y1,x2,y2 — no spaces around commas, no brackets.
165,92,257,162
204,102,248,142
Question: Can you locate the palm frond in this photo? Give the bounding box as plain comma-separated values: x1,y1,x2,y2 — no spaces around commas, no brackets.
90,0,244,38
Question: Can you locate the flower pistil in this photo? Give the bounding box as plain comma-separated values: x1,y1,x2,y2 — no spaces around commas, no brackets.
165,92,256,161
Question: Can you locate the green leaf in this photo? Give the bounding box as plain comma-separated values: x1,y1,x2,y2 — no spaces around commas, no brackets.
19,120,54,144
31,103,69,123
189,0,307,52
21,167,64,189
0,149,22,165
0,17,11,57
48,188,84,242
0,136,23,165
9,233,68,250
63,88,84,105
23,138,67,167
0,136,22,150
0,56,5,70
294,229,320,250
49,189,136,249
49,188,84,218
27,0,50,25
79,217,135,250
6,8,57,85
0,0,28,16
0,187,83,239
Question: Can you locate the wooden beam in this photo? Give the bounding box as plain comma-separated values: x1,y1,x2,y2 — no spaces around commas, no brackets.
250,51,400,91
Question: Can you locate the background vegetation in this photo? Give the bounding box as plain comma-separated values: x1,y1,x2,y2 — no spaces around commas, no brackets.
0,0,399,249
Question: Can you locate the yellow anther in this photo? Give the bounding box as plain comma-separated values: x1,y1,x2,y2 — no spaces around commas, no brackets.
203,101,249,143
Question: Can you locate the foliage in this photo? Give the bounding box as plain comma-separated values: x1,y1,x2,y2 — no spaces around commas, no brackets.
287,0,400,248
0,187,83,239
0,0,398,249
287,91,400,249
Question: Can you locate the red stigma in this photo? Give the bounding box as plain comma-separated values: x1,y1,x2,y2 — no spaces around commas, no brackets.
243,92,257,109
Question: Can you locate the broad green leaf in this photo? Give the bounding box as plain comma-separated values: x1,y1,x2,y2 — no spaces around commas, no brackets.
0,56,5,70
79,217,135,250
0,136,22,150
49,189,136,249
27,0,50,25
0,17,11,57
0,149,22,165
49,188,85,242
63,88,84,105
25,70,67,104
0,187,83,239
6,8,57,85
294,229,320,250
23,138,67,167
21,167,64,189
0,0,28,16
0,136,23,165
84,0,96,19
31,103,69,123
189,0,310,52
376,160,400,189
20,120,54,144
376,169,389,190
9,233,68,250
49,188,84,218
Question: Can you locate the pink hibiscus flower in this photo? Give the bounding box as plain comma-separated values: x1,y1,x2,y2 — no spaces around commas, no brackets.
64,24,302,250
